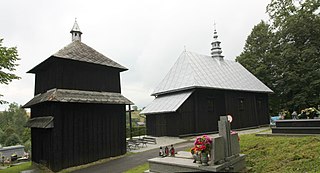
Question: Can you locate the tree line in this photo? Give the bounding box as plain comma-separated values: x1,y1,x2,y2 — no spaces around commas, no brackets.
0,103,31,151
236,0,320,115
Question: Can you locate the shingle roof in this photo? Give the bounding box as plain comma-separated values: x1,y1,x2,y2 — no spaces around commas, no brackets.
28,40,127,73
25,116,54,129
152,51,273,96
140,90,193,115
23,88,133,108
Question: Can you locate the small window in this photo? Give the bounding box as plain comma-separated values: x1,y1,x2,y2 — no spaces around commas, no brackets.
239,98,244,111
257,99,262,109
207,99,214,112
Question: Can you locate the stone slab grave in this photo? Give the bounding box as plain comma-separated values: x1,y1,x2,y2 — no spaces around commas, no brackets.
146,116,246,172
272,119,320,134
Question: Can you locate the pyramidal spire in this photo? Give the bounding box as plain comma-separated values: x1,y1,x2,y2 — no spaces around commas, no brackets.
70,18,82,42
211,23,224,60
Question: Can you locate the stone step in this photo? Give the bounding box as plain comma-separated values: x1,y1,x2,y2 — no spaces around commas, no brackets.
272,127,320,134
148,154,246,173
275,119,320,127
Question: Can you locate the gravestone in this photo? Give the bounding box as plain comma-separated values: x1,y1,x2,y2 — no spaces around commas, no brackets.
211,136,225,164
147,115,246,172
210,116,242,167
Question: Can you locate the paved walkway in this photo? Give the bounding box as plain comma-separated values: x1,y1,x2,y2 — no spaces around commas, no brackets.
128,136,187,153
71,126,269,173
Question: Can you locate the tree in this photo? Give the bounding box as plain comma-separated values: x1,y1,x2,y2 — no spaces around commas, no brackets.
0,128,5,145
4,133,22,146
237,0,320,114
0,103,28,136
267,0,320,110
0,103,30,146
0,38,20,104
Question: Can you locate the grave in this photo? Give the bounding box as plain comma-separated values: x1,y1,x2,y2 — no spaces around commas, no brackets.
272,119,320,134
146,116,246,172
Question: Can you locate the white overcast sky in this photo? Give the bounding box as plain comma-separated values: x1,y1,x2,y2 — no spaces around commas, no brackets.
0,0,270,111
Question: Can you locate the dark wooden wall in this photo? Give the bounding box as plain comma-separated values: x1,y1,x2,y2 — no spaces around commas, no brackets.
34,58,121,95
30,102,126,172
146,89,269,137
225,91,269,129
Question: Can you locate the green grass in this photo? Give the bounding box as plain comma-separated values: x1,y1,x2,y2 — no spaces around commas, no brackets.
124,163,149,173
0,162,33,173
126,134,320,173
240,134,320,173
4,135,320,173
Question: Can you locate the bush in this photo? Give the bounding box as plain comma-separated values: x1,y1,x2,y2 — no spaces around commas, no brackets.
24,140,31,153
4,133,22,146
126,126,146,138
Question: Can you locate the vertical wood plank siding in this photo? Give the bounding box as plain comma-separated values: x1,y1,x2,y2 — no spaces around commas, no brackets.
30,102,126,171
34,58,121,95
146,89,269,137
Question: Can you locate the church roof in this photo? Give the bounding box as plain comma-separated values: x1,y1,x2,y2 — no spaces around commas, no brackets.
152,51,273,96
28,40,127,73
140,90,193,115
23,88,133,108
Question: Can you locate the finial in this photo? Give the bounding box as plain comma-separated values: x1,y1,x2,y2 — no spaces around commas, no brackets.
214,21,216,31
70,18,82,42
184,45,187,52
211,22,224,60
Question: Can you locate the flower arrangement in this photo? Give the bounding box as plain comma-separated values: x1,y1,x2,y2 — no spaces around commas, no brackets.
279,110,291,119
298,107,320,119
191,135,212,154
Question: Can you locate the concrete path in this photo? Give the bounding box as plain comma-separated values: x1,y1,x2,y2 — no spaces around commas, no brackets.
72,142,193,173
128,136,187,153
71,127,269,173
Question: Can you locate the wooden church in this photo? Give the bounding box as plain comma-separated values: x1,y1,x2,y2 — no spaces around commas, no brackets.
141,28,273,137
23,21,133,171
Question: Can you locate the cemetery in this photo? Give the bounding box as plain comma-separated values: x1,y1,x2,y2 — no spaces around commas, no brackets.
0,1,319,172
147,116,246,172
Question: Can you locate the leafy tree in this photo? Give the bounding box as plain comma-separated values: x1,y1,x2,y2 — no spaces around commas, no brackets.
0,128,5,145
0,38,20,104
237,0,320,114
0,103,30,146
4,133,22,146
0,103,28,137
21,128,31,143
267,0,320,110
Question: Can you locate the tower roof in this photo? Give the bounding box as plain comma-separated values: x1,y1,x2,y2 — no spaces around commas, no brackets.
151,51,273,96
28,40,128,73
70,19,82,34
211,27,223,59
70,19,82,42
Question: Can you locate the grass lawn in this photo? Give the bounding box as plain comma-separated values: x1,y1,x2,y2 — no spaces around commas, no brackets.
124,163,149,173
0,162,33,173
240,134,320,173
126,134,320,173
